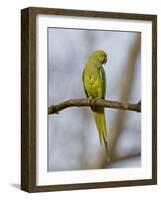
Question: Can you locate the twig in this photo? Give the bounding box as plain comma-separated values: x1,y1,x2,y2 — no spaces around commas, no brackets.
48,99,141,114
108,34,141,161
112,152,141,162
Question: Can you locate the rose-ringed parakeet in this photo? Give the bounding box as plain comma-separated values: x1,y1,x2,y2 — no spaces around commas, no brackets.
82,50,110,161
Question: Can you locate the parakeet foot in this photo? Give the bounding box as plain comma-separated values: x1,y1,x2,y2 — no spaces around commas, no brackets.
93,97,102,107
87,96,93,105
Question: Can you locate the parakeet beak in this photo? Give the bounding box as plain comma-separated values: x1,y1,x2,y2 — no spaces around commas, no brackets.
103,56,107,64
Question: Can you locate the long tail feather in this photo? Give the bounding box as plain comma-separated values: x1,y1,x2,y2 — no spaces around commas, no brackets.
93,109,110,161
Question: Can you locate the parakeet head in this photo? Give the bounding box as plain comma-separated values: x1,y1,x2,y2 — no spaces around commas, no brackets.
89,50,107,65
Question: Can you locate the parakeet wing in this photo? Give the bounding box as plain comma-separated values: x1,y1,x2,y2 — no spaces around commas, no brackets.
99,66,106,99
82,69,88,97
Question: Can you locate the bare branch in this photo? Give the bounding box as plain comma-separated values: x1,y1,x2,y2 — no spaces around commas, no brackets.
112,152,141,162
48,99,141,114
108,34,141,161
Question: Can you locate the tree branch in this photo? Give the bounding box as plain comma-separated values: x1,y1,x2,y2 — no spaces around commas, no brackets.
48,99,141,114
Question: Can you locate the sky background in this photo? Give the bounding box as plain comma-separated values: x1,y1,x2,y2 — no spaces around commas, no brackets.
48,27,141,171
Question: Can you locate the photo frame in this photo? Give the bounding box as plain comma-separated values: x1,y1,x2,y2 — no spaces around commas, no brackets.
21,7,157,192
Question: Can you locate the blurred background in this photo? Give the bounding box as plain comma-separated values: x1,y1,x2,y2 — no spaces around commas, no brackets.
48,28,141,171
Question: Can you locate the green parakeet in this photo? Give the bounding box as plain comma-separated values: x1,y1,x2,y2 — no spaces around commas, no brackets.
82,50,110,160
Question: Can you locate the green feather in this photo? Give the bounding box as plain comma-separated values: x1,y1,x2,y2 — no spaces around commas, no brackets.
82,50,110,161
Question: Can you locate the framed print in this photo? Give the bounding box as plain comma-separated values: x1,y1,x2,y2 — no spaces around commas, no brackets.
21,7,157,192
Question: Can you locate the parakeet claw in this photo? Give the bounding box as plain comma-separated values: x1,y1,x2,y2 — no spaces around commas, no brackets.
87,96,93,105
93,97,101,107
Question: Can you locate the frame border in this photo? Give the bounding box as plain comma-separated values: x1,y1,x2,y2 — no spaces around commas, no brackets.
21,7,157,192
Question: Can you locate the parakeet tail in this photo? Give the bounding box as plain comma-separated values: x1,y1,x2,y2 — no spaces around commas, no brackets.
93,109,110,162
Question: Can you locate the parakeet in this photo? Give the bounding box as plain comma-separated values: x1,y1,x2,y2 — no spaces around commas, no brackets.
82,50,110,161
